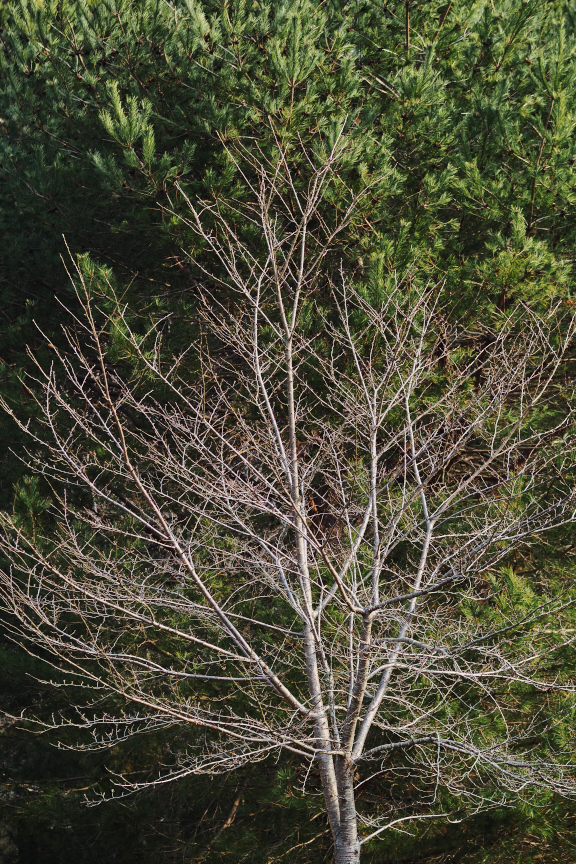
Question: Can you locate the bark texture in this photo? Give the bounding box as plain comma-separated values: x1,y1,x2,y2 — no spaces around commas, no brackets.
334,840,361,864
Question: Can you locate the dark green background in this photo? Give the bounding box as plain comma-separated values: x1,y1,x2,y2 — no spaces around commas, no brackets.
1,0,576,859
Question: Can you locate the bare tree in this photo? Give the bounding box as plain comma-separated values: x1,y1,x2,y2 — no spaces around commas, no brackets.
2,134,576,863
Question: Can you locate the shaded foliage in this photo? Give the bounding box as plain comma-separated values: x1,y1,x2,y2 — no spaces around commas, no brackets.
1,0,576,861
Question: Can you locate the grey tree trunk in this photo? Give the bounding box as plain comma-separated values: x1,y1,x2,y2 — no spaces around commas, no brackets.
331,758,361,864
334,839,361,864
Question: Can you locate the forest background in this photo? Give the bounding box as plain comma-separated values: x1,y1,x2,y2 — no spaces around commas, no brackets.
1,0,576,861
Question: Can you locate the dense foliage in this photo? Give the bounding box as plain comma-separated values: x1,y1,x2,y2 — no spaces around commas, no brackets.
1,0,576,860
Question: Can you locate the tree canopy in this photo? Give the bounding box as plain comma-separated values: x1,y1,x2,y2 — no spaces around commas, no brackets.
1,0,576,861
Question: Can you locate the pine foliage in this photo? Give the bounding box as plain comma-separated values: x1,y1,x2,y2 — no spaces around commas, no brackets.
1,1,576,861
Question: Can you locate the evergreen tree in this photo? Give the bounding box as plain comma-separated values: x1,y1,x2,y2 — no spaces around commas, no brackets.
1,0,576,861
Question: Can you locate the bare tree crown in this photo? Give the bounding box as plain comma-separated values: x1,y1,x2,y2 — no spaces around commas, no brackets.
2,134,576,862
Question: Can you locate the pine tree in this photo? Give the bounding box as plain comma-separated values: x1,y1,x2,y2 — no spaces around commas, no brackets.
1,1,576,861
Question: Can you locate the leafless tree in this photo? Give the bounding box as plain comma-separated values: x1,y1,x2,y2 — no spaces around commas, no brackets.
2,134,576,864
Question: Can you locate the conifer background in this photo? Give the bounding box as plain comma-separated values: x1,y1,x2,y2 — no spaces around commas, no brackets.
1,0,576,860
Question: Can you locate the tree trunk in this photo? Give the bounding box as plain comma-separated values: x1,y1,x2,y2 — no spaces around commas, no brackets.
333,758,361,864
334,838,361,864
